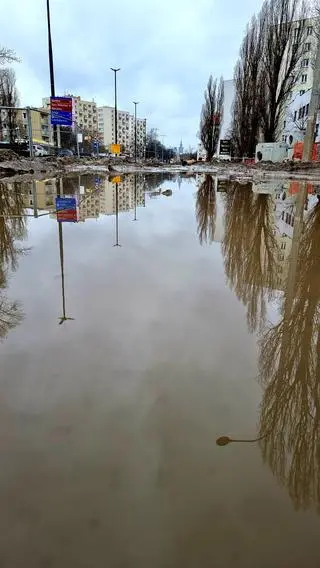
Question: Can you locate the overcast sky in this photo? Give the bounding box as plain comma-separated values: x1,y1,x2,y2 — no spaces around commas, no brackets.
2,0,264,147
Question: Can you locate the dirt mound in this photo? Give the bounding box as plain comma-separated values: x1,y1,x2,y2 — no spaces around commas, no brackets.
0,149,20,162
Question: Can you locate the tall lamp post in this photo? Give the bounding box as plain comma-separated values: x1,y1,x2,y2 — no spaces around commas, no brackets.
110,68,120,146
133,101,139,162
160,134,167,162
46,0,55,97
46,0,58,152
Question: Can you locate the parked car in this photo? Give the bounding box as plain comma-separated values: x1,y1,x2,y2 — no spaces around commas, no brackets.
33,144,49,157
58,148,74,157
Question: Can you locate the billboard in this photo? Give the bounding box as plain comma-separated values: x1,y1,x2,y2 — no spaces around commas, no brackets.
51,97,73,126
56,196,79,223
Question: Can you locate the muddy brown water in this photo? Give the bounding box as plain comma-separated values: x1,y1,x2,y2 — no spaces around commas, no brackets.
0,173,320,567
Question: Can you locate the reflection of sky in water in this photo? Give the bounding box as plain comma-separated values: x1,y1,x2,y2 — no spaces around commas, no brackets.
0,175,320,568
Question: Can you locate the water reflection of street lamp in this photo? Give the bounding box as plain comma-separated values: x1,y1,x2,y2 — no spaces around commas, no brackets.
133,174,138,221
58,223,74,324
113,183,121,247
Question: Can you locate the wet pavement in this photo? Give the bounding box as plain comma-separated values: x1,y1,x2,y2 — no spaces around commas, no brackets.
0,172,320,567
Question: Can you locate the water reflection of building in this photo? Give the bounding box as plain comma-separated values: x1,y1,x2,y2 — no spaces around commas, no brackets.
23,179,56,211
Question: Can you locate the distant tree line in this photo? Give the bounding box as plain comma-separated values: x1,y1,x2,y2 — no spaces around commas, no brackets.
232,0,307,157
146,129,176,162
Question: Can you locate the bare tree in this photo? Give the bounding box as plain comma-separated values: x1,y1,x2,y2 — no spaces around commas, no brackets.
260,0,307,142
232,15,265,156
259,198,320,512
0,46,18,66
232,0,307,151
199,75,224,161
0,68,19,143
287,108,308,132
196,175,217,244
222,183,279,332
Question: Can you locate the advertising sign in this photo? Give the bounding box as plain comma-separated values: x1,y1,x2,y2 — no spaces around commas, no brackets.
51,97,73,126
110,143,121,155
219,139,231,156
56,196,79,223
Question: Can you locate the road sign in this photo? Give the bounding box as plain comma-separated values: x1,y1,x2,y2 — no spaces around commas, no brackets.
56,196,79,222
51,97,73,126
111,176,122,184
110,143,121,155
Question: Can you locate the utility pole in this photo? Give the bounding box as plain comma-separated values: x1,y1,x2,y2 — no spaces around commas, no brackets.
133,101,139,162
153,128,159,159
111,68,120,146
303,33,320,161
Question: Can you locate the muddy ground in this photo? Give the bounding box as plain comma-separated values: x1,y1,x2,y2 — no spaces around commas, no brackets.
2,149,320,183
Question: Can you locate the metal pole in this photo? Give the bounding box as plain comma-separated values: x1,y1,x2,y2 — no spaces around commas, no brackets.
26,107,34,158
133,174,137,221
133,101,139,162
111,68,120,146
113,183,121,246
46,0,58,153
303,34,320,161
76,122,80,157
46,0,55,97
160,134,166,162
32,180,38,218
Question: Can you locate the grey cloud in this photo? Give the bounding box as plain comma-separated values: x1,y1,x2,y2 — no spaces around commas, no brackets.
2,0,264,146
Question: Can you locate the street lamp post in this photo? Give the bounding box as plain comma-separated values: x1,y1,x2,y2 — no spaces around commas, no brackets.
133,101,139,162
46,0,55,98
160,134,167,162
110,68,120,146
46,0,58,152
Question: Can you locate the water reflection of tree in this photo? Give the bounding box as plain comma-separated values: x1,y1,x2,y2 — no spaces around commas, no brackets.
222,183,279,332
259,198,320,512
196,175,216,244
0,182,26,339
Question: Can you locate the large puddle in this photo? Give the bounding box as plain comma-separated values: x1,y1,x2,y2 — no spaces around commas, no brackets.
0,173,319,567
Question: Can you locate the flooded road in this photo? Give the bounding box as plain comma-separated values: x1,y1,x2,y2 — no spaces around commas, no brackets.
0,173,320,567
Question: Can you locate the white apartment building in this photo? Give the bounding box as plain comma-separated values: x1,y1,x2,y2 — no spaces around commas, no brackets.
42,95,98,132
98,106,147,155
280,19,318,146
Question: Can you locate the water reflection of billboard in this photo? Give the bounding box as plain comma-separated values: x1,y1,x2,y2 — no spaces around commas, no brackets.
56,196,79,223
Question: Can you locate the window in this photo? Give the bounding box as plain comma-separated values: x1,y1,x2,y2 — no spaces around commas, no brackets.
294,110,297,121
283,120,286,128
306,103,309,115
301,58,309,67
307,26,313,36
293,27,299,39
282,135,287,142
304,42,311,52
298,107,303,119
281,242,286,250
301,74,307,83
300,89,305,95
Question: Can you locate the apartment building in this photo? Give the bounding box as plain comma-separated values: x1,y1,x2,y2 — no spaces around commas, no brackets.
280,19,318,145
42,95,98,132
98,106,147,155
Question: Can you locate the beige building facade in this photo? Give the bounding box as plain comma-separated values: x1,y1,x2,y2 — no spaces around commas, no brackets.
98,106,147,155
